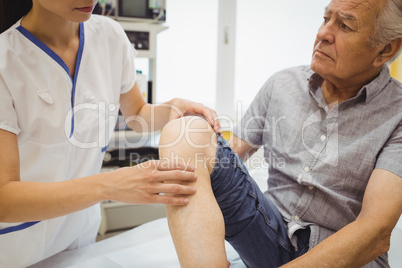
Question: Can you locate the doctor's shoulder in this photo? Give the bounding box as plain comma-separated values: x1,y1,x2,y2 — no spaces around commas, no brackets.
0,24,22,73
85,14,128,43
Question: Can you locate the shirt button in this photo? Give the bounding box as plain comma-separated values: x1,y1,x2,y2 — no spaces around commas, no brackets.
308,185,314,191
320,135,327,141
297,174,302,183
304,166,310,172
294,215,300,221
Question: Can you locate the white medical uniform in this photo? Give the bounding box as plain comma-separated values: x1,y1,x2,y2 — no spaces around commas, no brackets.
0,15,137,267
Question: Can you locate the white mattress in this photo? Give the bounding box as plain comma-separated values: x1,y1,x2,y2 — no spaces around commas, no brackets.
29,217,245,268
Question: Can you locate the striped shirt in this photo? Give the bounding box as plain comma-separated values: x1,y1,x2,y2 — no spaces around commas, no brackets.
234,65,402,267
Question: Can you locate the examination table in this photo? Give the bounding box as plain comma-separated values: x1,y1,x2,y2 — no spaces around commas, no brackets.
29,167,402,268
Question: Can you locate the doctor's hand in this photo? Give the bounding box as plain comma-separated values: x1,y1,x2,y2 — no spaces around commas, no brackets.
103,160,197,206
168,98,222,135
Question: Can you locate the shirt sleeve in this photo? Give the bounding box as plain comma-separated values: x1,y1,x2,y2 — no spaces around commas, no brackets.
0,74,20,135
232,77,274,146
375,120,402,178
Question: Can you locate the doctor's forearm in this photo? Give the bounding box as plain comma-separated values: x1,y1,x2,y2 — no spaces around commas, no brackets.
0,174,108,223
123,95,219,133
125,100,176,132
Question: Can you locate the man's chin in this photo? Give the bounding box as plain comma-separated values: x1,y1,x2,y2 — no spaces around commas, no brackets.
310,61,327,76
310,62,320,74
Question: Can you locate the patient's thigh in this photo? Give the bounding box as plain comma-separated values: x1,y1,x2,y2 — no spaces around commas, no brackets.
210,135,292,267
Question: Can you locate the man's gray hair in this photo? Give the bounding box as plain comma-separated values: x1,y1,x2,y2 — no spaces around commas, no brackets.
371,0,402,63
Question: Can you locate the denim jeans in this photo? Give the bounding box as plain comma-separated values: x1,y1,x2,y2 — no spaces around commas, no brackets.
210,135,310,267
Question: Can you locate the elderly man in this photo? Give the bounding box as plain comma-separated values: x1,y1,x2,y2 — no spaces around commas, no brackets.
159,0,402,267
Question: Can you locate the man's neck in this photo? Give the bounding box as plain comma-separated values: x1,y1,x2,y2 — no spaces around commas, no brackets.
319,68,382,111
321,81,360,104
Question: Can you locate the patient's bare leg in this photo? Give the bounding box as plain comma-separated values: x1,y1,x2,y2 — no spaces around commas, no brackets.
159,117,227,268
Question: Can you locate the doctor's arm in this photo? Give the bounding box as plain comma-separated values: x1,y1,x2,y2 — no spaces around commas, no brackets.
282,169,402,268
119,82,221,134
0,129,197,223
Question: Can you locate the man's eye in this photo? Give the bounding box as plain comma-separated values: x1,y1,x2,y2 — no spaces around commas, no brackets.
341,23,351,31
323,17,330,24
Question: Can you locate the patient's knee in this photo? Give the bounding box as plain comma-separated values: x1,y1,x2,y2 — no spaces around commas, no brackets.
159,117,217,168
160,116,216,147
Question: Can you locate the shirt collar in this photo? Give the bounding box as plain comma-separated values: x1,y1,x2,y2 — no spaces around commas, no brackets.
362,65,391,104
307,65,391,104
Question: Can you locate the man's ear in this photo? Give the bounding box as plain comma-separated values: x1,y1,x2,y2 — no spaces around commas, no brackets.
374,38,402,67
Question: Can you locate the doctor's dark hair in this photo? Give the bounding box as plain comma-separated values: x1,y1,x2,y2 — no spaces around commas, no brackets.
0,0,32,33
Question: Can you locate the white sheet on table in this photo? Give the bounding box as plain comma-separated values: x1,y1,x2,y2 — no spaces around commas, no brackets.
29,217,245,268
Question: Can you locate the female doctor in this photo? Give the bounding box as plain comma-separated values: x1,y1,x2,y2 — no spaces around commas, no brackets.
0,0,221,267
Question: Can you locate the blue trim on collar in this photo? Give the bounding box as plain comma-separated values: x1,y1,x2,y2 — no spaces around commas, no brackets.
16,26,70,76
16,23,85,138
0,221,40,235
69,23,85,138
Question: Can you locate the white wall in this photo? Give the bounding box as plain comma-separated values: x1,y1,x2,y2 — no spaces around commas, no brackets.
234,0,331,112
156,0,218,108
155,0,331,116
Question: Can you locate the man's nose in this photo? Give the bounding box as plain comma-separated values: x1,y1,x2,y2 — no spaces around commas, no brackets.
316,22,335,44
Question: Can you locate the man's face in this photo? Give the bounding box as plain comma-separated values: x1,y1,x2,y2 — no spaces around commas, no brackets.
311,0,385,87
